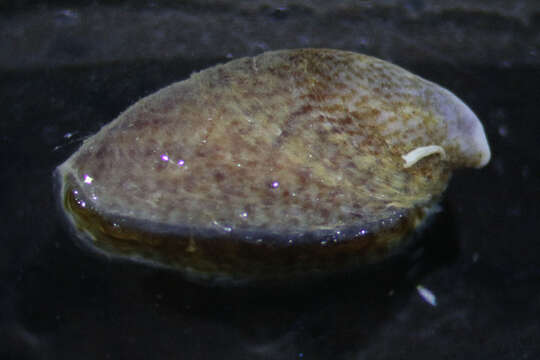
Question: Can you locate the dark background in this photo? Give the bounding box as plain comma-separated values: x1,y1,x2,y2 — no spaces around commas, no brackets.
2,1,539,359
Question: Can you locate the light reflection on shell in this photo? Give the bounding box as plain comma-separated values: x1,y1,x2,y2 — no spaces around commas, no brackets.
55,49,490,285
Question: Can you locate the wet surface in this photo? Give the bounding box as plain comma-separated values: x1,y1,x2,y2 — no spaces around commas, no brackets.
2,55,540,360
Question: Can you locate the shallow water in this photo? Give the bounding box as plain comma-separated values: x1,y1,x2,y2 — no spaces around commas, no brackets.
2,56,540,359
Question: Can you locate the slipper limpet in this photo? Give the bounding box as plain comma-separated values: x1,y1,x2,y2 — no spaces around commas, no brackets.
55,49,490,285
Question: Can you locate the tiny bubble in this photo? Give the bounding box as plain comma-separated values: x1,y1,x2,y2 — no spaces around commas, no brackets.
83,174,93,184
416,285,437,306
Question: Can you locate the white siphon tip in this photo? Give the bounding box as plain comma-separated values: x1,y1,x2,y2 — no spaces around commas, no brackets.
402,145,447,168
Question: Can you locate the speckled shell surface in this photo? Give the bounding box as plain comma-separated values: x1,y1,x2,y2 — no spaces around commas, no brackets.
56,49,490,284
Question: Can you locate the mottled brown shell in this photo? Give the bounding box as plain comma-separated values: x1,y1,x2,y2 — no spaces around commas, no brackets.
56,49,490,284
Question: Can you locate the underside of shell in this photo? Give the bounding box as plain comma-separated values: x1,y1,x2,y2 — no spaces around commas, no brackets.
55,49,490,285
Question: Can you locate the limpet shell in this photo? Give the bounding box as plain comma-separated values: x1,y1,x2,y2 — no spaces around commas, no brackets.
55,49,490,284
